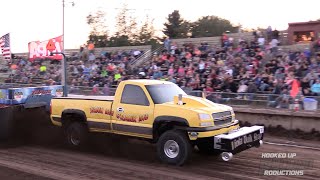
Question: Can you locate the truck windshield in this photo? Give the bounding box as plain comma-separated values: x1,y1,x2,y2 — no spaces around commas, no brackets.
146,84,187,104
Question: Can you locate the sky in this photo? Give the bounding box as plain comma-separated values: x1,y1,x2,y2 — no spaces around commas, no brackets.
0,0,319,53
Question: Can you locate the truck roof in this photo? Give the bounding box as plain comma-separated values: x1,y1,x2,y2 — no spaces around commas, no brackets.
124,79,174,85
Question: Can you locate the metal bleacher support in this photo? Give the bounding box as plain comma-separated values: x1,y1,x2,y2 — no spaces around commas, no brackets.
129,45,164,69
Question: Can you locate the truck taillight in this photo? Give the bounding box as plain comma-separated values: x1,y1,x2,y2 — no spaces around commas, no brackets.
50,102,52,114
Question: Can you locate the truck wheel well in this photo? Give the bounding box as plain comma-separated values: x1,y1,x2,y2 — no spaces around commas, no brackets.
61,110,86,126
153,121,189,142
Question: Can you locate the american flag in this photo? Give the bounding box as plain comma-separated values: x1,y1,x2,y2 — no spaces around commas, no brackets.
0,33,11,60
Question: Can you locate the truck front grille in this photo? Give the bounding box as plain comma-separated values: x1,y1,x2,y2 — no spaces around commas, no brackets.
212,111,232,126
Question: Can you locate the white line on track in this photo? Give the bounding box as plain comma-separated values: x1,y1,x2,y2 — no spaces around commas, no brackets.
264,141,320,151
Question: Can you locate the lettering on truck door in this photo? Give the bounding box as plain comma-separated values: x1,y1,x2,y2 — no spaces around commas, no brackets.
111,84,154,138
86,100,113,132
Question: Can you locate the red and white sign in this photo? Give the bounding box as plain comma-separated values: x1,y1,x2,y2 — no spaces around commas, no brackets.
28,35,63,61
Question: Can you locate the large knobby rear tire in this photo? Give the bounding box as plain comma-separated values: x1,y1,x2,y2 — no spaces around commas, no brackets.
65,122,88,148
157,130,191,166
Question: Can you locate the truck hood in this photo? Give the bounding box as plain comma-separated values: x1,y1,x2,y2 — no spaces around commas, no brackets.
160,95,232,113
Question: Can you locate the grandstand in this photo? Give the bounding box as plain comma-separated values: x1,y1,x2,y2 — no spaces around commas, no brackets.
171,32,254,47
1,31,320,111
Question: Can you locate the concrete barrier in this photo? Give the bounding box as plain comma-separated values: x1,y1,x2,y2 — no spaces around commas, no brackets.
234,106,320,133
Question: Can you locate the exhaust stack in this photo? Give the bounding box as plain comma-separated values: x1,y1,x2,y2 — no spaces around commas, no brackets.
178,94,183,105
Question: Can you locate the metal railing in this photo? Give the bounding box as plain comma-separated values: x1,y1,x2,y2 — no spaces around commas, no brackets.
68,86,117,96
66,86,320,111
129,45,164,68
2,83,319,111
188,91,320,111
0,83,50,88
129,49,152,66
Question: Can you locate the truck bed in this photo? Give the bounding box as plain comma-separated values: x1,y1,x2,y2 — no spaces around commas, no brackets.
56,94,115,101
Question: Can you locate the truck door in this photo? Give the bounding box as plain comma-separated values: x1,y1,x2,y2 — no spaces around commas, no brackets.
112,84,154,139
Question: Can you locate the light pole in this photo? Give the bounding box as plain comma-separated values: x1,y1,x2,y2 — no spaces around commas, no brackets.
61,0,66,96
61,0,74,97
62,0,65,52
51,52,67,96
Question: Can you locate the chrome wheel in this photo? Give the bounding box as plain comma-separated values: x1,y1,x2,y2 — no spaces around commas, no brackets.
164,140,180,158
70,129,81,146
221,152,233,161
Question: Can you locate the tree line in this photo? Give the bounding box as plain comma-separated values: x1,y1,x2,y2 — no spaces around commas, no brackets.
87,4,240,48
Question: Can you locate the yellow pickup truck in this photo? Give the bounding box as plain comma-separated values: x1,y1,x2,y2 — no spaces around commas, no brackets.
50,80,264,165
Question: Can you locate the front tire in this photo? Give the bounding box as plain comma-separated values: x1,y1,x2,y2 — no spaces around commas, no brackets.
65,122,88,148
157,130,191,166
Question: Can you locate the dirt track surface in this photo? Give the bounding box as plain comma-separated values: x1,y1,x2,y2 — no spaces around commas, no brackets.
1,108,319,180
0,166,53,180
0,135,319,180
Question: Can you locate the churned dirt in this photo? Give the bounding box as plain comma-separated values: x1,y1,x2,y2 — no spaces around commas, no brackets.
0,133,319,180
0,166,54,180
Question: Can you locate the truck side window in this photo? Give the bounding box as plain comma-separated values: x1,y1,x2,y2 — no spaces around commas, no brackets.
121,85,150,106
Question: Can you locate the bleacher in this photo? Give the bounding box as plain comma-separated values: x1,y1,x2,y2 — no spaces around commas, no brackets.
0,45,152,61
0,31,315,87
64,45,152,58
171,32,255,47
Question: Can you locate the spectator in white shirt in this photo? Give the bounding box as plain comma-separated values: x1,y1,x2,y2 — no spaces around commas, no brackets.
258,36,265,49
199,60,205,73
270,39,279,53
88,53,96,61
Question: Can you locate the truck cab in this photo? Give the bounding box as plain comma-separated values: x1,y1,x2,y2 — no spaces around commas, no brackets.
50,80,264,165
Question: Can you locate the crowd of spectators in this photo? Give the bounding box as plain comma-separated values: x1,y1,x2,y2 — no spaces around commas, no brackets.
145,31,320,99
168,33,319,108
2,49,144,88
2,29,320,108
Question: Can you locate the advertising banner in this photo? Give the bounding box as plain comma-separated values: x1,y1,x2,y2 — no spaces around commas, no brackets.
7,85,63,105
0,89,9,104
28,35,63,61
